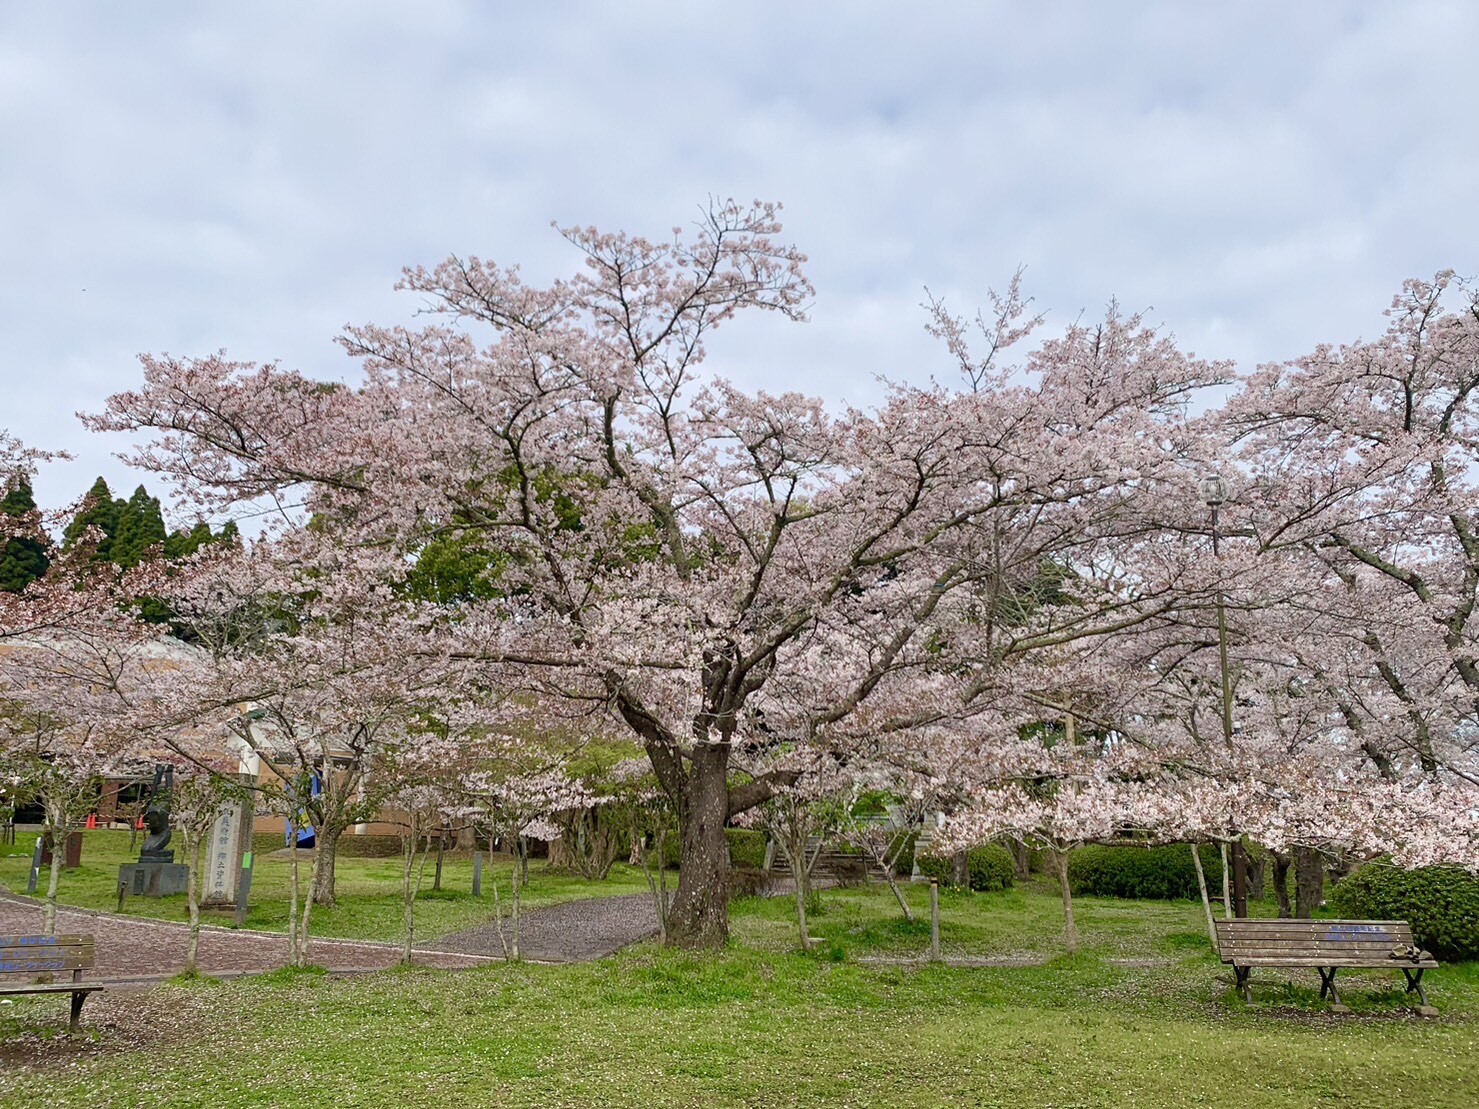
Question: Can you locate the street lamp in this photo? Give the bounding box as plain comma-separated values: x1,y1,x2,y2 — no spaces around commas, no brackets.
1201,472,1249,918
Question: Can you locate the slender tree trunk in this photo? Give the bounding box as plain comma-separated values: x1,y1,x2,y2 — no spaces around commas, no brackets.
400,829,432,966
42,825,65,937
299,844,320,964
1191,844,1217,949
789,828,811,947
1053,847,1076,954
642,826,670,945
186,830,205,974
1219,841,1233,921
1271,851,1292,918
666,745,731,949
287,835,301,967
951,847,969,889
1293,846,1324,919
312,821,342,906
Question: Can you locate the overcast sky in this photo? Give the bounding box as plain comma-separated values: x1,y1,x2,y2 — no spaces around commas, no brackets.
4,1,1476,519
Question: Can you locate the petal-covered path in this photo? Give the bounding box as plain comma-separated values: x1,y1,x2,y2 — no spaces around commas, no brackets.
0,891,498,980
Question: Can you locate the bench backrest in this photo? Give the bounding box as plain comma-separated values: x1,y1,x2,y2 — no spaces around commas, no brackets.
0,934,96,976
1215,919,1413,961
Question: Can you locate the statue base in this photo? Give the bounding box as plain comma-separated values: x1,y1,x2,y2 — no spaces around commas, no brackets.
118,860,190,898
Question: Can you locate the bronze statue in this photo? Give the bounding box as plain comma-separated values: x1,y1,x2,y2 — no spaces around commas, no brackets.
138,764,175,862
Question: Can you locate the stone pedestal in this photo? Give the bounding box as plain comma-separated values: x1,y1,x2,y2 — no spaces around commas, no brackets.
118,860,190,897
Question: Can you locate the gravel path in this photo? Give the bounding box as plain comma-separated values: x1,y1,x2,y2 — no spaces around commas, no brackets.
426,892,659,962
0,891,495,980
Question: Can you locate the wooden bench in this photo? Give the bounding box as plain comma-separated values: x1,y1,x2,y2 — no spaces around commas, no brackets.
0,933,105,1032
1216,918,1438,1015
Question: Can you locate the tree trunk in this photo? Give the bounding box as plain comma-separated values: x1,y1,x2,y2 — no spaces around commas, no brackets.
952,847,969,889
1009,839,1031,880
790,842,811,948
287,837,302,967
665,745,731,949
186,831,205,974
1247,850,1266,901
311,821,343,906
1191,843,1217,949
1271,851,1292,918
1053,847,1076,954
42,826,65,937
1293,846,1324,919
1219,841,1233,920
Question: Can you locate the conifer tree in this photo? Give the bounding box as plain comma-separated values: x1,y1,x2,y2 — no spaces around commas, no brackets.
0,476,49,592
112,485,167,567
62,477,123,561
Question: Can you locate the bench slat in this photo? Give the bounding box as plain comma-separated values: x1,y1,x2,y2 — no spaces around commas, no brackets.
0,985,106,996
0,934,93,947
1226,956,1439,968
0,954,96,973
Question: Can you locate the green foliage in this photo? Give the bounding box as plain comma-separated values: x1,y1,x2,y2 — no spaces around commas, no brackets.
967,844,1015,892
62,476,122,560
725,828,768,869
0,476,49,591
1069,843,1223,901
914,851,953,885
1330,863,1479,962
404,530,508,605
111,485,168,567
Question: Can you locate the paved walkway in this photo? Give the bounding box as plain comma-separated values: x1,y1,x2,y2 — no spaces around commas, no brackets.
0,892,495,981
427,892,659,962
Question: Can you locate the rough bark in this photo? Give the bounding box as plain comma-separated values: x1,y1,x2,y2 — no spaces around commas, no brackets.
42,828,64,937
1247,851,1266,901
952,847,970,889
1009,839,1032,880
1271,851,1292,918
665,745,731,948
1293,846,1325,919
311,822,343,906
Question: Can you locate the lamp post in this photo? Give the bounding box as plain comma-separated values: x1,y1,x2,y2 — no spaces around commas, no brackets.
1199,473,1249,918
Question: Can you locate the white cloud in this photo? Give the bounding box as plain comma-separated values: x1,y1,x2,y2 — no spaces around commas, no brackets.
2,0,1476,516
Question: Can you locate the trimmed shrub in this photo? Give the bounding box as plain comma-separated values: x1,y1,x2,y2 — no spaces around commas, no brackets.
1329,863,1479,963
1069,843,1222,901
915,851,953,885
967,844,1015,892
726,865,775,899
915,845,1016,891
725,828,768,869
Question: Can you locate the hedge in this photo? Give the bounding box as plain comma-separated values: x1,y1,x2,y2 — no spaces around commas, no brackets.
726,828,768,869
1069,843,1223,901
1329,863,1479,962
916,844,1015,891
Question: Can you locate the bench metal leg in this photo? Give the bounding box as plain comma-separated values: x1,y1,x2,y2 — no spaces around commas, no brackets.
1234,966,1252,1003
1318,968,1349,1013
1403,968,1437,1017
68,990,86,1033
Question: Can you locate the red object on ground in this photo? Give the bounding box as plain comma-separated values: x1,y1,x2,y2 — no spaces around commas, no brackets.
86,814,98,829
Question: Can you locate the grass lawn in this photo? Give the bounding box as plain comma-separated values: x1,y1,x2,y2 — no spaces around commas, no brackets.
0,828,653,943
2,868,1475,1107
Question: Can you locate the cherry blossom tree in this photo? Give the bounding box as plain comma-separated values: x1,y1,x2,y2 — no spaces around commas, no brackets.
89,202,1231,947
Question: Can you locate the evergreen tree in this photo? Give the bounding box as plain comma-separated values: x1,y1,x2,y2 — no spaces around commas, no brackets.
0,476,50,592
62,477,123,561
112,485,167,567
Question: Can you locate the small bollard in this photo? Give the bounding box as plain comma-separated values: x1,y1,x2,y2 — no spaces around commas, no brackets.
117,881,128,913
27,837,43,895
472,850,483,897
930,879,942,962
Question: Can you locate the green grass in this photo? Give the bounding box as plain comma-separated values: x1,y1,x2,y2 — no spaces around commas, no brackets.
0,828,653,944
2,874,1475,1107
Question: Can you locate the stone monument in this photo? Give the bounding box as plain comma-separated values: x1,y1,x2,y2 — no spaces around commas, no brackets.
117,765,190,897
